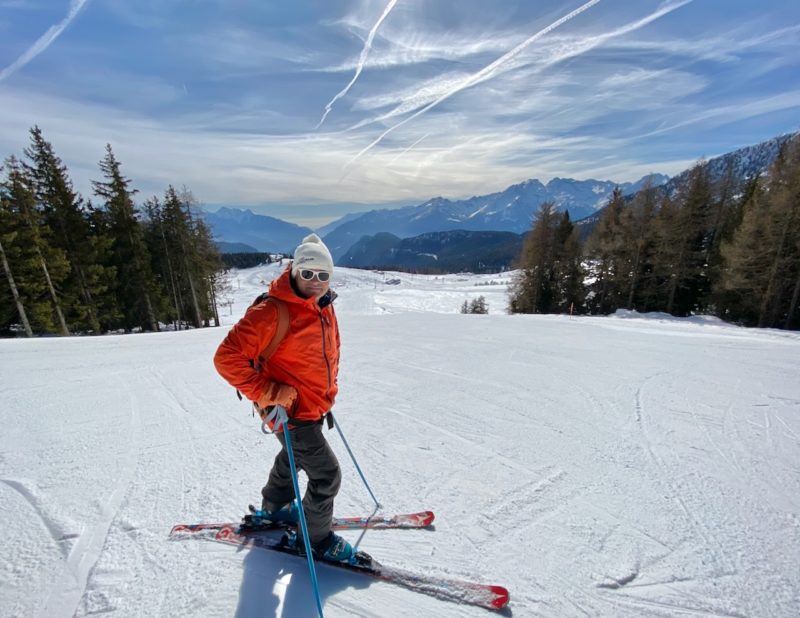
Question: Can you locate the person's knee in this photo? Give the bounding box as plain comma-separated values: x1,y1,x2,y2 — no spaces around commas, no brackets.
329,463,342,496
310,458,341,498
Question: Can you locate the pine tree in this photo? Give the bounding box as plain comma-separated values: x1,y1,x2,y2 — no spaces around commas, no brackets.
618,181,658,311
584,188,626,313
552,211,585,313
23,126,113,332
0,233,32,336
509,202,558,314
92,145,161,332
719,136,800,328
0,162,34,336
706,163,744,316
648,164,714,316
156,187,222,329
680,163,715,314
181,189,222,327
1,157,72,335
161,187,201,327
142,196,183,329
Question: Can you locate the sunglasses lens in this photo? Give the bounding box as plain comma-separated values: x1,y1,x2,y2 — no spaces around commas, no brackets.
300,269,330,282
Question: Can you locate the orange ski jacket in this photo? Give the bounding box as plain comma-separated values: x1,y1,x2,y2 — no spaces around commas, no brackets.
213,267,340,423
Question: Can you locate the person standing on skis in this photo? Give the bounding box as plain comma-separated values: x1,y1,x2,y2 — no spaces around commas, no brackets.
213,233,354,563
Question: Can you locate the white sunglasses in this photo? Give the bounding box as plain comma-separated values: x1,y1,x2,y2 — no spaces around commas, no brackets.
299,269,331,282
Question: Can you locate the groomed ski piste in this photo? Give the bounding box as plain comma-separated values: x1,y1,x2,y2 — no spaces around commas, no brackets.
1,262,799,617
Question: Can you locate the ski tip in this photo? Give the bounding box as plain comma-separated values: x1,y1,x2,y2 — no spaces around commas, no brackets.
489,585,510,609
421,510,435,526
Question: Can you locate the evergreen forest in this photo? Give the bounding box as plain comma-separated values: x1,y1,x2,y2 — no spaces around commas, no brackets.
509,134,800,330
0,127,224,336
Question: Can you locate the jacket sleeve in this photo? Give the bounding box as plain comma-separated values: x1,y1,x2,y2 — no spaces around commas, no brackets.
213,302,280,402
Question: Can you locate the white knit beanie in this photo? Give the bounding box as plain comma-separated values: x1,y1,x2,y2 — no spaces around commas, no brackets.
291,233,334,276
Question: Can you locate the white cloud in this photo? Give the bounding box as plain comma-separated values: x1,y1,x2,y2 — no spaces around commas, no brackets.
641,90,800,137
0,0,90,82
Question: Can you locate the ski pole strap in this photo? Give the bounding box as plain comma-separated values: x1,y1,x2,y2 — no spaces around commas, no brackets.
260,405,283,434
260,408,328,434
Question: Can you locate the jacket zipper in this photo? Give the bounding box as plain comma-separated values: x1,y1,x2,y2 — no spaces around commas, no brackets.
319,312,333,405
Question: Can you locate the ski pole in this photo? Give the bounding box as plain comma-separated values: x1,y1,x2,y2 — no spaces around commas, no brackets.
330,412,382,510
276,406,325,618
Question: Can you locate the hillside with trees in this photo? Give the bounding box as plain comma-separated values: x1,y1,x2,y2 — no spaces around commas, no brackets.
0,127,223,336
509,134,800,330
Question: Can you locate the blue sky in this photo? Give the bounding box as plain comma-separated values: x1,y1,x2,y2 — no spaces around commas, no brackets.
1,0,798,227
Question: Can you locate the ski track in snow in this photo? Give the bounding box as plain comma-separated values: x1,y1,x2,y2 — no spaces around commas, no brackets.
2,264,800,617
41,375,142,618
0,478,80,550
629,371,741,616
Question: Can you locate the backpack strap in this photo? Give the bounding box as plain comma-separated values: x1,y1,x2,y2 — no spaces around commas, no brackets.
255,297,290,371
235,296,290,401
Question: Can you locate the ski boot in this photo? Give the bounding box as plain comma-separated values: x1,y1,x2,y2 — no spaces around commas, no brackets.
280,530,371,567
241,502,299,531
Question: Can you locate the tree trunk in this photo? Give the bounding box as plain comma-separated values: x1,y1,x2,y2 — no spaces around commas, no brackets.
758,210,791,328
0,236,34,337
627,246,642,310
126,229,158,332
184,257,202,328
208,276,220,327
76,264,101,333
38,254,70,335
785,267,800,330
160,227,182,330
143,291,158,332
665,242,687,315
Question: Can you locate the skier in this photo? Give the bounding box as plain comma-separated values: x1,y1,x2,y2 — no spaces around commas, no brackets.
213,233,354,563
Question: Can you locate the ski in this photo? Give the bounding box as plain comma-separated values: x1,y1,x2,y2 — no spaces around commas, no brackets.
209,524,509,611
169,510,434,537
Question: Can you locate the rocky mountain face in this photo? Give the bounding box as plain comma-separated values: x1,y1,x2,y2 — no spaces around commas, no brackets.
201,207,311,254
202,132,796,269
323,174,668,260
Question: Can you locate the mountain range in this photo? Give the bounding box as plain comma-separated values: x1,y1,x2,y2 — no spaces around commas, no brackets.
201,207,312,253
320,174,669,260
200,132,797,271
201,174,668,257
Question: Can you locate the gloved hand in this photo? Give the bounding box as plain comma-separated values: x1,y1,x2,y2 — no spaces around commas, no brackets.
257,382,298,411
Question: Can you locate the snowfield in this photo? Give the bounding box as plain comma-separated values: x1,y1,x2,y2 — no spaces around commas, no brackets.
2,263,799,617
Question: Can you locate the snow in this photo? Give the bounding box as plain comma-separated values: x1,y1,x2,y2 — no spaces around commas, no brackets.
2,263,800,617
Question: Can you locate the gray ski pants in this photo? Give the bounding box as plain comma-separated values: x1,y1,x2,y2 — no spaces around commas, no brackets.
261,421,341,546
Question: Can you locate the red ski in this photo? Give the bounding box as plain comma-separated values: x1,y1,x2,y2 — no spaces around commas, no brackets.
170,510,434,537
200,524,510,611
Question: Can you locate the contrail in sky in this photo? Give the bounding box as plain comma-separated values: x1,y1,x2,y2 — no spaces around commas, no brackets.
0,0,91,83
316,0,399,129
345,0,603,167
390,132,430,164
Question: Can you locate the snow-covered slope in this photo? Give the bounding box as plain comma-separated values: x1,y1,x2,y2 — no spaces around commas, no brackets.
2,265,799,617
